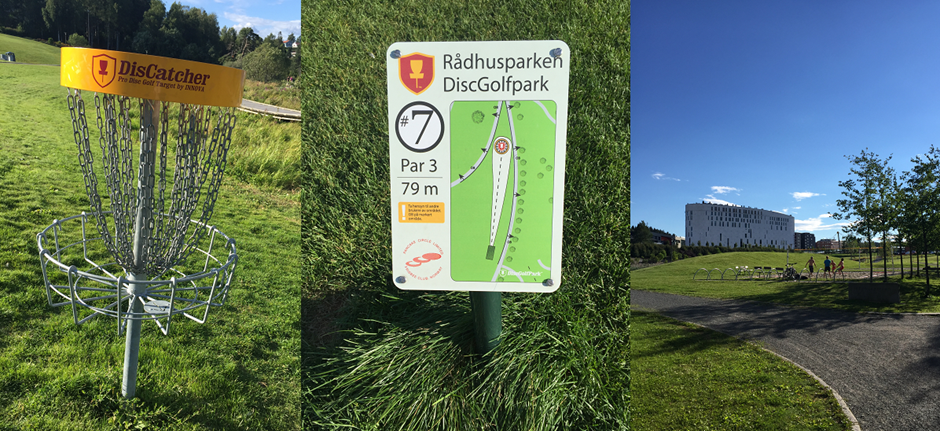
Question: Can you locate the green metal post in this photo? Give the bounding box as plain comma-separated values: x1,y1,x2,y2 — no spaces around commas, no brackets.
470,291,501,355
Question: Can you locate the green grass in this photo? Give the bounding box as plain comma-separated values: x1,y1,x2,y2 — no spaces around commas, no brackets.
302,0,630,429
228,111,301,189
0,61,299,429
631,311,850,430
0,33,61,65
634,251,940,312
243,79,300,111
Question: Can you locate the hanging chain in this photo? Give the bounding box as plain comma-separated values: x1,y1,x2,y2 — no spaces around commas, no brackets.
67,89,236,277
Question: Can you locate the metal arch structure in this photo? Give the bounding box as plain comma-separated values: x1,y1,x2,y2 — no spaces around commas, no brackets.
706,268,722,280
693,268,709,280
38,48,245,400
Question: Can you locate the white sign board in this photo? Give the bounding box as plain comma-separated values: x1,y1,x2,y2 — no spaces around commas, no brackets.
387,40,570,292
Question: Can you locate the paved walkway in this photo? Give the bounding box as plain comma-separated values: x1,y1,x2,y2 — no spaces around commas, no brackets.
632,290,940,431
240,99,300,121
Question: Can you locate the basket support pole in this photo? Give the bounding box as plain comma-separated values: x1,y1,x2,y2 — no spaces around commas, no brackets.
122,99,160,400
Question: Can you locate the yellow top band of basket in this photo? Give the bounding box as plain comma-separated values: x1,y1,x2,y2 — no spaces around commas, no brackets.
61,48,245,107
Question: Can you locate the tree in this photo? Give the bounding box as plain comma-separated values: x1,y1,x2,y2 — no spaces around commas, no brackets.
832,149,894,282
630,221,653,244
903,146,940,296
236,26,262,57
241,43,290,82
131,0,165,54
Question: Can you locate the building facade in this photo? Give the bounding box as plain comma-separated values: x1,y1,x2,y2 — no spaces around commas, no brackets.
685,202,794,249
794,232,816,250
815,239,840,250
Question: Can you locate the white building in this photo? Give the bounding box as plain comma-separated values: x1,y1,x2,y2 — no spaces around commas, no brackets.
685,202,794,249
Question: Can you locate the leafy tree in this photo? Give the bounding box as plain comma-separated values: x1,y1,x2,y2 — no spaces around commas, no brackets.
630,221,652,244
159,2,225,63
903,146,940,296
236,26,262,57
131,0,165,54
241,43,290,82
832,149,893,281
68,32,89,47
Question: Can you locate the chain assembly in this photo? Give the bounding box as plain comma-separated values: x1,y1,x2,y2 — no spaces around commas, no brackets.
66,88,236,277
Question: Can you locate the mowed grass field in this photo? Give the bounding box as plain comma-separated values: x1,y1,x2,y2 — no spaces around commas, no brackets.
634,250,940,313
302,0,630,430
0,40,299,430
632,252,856,429
631,311,850,430
0,33,61,64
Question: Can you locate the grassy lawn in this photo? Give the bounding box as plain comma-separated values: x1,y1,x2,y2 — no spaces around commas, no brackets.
631,311,850,430
243,79,300,111
302,0,630,429
0,33,60,64
0,56,299,429
634,251,940,313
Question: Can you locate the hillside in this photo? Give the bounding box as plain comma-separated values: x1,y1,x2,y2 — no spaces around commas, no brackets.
0,33,60,65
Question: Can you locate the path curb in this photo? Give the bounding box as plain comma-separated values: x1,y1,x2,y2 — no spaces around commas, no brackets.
635,304,862,431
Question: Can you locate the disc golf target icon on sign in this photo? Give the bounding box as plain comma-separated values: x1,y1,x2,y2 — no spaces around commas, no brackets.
37,48,245,399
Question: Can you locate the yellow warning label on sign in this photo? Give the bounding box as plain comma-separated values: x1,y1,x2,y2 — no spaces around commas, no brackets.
398,202,445,223
60,48,244,107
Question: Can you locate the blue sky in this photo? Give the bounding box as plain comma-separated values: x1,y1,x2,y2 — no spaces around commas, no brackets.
184,0,300,39
632,1,940,243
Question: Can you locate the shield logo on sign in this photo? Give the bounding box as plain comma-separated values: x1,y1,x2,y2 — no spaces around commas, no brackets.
399,53,434,95
92,54,117,88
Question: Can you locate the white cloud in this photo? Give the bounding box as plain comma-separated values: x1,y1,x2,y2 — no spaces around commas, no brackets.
792,192,824,201
795,213,851,232
224,12,300,37
703,195,737,206
712,186,740,194
652,172,681,181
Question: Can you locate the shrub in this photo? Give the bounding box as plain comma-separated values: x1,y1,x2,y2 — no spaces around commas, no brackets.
67,33,88,48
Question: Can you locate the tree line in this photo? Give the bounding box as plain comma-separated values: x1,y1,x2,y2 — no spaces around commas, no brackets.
1,0,299,82
833,146,940,296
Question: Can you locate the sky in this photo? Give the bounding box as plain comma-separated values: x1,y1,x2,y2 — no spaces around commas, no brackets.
632,1,940,243
183,0,300,39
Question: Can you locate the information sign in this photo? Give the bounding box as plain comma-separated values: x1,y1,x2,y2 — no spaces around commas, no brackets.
388,40,570,292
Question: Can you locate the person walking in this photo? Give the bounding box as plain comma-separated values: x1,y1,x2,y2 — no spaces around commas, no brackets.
824,256,832,279
806,256,816,278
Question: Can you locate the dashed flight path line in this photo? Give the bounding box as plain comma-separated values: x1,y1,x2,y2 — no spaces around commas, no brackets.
451,102,502,187
491,100,521,282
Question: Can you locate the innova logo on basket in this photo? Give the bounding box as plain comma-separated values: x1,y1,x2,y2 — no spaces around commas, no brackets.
92,54,117,88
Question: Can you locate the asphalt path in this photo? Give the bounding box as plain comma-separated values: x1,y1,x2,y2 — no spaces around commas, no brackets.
240,99,300,119
632,289,940,431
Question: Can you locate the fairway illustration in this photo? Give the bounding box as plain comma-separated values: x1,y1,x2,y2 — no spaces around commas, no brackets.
450,100,557,283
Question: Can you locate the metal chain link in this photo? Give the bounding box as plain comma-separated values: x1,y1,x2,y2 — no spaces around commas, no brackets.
67,91,236,278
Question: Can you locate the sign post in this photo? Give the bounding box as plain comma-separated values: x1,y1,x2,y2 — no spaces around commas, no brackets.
387,41,570,354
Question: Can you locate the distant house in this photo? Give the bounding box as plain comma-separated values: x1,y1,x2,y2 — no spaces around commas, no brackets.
651,229,674,246
283,40,299,57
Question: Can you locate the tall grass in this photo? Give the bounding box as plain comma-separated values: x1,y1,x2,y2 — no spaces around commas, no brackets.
302,0,630,429
229,111,301,189
243,79,300,111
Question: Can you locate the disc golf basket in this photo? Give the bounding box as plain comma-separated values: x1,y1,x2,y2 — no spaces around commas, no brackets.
37,48,245,399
